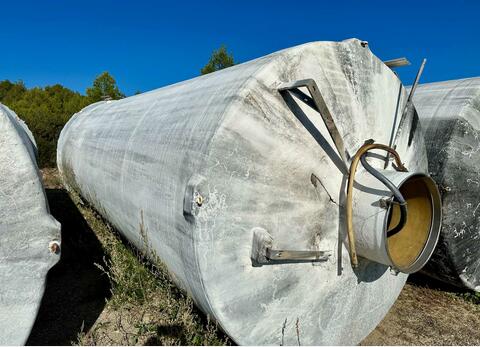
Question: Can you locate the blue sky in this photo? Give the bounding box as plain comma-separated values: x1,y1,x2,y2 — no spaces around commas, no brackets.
1,0,478,96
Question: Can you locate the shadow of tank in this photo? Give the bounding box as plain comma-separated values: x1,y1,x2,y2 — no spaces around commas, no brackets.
26,184,111,345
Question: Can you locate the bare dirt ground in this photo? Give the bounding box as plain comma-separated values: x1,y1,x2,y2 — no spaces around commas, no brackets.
29,168,480,346
362,281,480,345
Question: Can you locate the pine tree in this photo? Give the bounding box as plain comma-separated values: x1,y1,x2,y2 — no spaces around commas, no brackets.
200,45,235,75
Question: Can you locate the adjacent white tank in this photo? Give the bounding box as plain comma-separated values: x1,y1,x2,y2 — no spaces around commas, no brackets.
0,104,61,345
57,39,440,345
414,77,480,291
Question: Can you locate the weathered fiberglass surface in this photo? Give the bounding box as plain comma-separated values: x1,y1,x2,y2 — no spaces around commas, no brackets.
58,39,429,345
414,77,480,291
0,104,61,345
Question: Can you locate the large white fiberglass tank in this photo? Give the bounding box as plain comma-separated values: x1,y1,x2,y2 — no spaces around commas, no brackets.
0,104,61,345
58,39,441,345
414,77,480,291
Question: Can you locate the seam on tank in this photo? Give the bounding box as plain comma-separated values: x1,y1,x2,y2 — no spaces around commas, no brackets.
190,42,323,342
189,54,281,340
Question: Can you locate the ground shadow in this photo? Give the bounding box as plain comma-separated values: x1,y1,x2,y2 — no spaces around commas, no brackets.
144,324,186,345
407,272,468,293
26,188,111,345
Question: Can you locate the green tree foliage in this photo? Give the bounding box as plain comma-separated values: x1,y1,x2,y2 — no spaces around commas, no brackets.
200,45,235,75
0,72,124,168
0,80,90,167
86,72,125,102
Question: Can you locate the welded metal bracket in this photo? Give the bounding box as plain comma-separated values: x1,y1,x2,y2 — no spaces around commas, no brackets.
251,227,331,266
266,249,331,262
384,57,411,69
278,79,350,170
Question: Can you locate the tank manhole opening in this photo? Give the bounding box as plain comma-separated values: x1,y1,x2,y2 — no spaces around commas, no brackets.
386,175,442,273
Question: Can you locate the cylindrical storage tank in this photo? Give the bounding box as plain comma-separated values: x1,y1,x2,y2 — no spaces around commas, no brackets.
414,77,480,291
0,104,61,345
58,39,440,345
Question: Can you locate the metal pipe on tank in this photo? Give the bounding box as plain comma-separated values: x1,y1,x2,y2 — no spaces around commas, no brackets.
413,77,480,291
0,104,61,345
346,141,441,273
57,39,441,345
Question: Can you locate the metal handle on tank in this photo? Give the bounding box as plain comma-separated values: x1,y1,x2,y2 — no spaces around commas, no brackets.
346,141,408,267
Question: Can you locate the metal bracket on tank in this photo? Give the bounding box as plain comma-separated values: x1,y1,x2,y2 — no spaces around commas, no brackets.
267,249,331,262
251,227,331,266
183,174,207,223
383,57,411,69
278,79,350,173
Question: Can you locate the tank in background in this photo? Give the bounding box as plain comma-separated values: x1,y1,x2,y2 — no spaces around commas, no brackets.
414,77,480,291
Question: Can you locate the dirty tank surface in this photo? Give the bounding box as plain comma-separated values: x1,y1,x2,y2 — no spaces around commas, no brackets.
0,104,61,345
413,77,480,291
57,39,431,345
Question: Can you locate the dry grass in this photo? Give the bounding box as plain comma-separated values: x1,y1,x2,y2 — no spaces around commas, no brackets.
41,167,63,188
362,282,480,345
71,193,230,346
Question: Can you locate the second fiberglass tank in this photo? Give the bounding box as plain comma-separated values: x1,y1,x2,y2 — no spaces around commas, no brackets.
414,77,480,291
57,39,441,345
